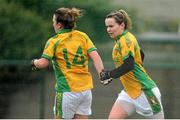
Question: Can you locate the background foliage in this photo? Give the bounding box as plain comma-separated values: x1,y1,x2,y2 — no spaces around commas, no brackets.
0,0,140,60
1,0,179,60
0,0,51,60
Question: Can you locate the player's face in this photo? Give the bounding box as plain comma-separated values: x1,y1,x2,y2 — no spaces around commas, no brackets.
105,17,124,39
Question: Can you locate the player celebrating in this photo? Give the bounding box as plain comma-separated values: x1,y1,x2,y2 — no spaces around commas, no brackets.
31,7,104,119
100,9,164,119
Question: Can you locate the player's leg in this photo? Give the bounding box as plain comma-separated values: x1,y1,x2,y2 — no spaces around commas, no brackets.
108,90,135,119
74,90,92,119
108,101,128,119
74,114,88,119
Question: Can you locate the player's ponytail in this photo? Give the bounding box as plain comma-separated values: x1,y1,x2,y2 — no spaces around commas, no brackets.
54,7,83,29
68,7,82,22
119,9,132,30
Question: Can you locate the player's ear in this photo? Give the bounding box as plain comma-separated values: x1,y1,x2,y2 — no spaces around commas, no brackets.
120,22,125,28
58,23,64,29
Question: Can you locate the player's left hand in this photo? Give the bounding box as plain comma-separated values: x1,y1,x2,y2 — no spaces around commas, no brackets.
31,59,38,71
99,70,113,85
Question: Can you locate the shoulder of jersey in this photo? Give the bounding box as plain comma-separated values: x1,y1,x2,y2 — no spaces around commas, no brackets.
74,30,87,36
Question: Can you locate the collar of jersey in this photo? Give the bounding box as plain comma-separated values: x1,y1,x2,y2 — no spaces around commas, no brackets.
57,29,72,34
117,29,128,40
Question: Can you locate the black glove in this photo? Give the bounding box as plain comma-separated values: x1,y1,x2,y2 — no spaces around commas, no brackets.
99,70,113,85
31,59,38,71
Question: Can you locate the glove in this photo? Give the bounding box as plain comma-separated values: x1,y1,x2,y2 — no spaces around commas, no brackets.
31,59,38,71
99,70,113,85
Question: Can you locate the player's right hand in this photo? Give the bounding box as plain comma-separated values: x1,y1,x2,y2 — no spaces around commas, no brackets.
100,78,113,85
31,59,38,71
99,70,113,85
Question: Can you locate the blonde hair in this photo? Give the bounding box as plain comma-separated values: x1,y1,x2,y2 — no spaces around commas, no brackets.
106,9,132,30
54,7,83,29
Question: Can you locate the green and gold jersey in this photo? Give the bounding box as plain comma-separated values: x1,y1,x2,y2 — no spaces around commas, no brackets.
42,29,96,92
112,30,156,99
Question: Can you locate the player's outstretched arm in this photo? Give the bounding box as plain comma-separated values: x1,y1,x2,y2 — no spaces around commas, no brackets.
89,50,104,74
99,55,134,85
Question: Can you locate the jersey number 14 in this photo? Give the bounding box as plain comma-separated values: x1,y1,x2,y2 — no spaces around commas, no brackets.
62,46,85,69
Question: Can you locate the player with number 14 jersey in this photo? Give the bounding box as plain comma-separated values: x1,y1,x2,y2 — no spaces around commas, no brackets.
42,29,97,92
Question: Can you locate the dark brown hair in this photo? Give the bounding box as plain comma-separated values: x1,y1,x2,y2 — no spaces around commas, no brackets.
54,7,83,29
106,9,132,30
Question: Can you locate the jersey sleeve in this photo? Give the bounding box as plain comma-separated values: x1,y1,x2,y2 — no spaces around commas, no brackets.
41,38,55,60
82,33,97,53
119,37,135,61
87,39,97,53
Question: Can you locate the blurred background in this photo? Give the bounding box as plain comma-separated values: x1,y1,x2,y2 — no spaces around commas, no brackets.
0,0,180,119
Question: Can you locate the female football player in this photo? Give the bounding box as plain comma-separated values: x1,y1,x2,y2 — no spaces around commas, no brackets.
31,7,104,119
100,9,164,119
